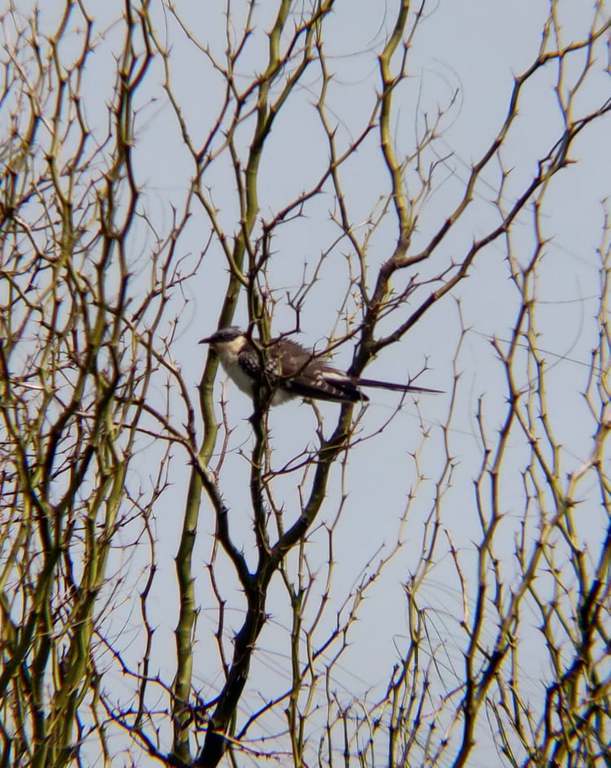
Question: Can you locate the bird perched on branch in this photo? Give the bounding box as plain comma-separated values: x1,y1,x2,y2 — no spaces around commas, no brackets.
200,327,441,406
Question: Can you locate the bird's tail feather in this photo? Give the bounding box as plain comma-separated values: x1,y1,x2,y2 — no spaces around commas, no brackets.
354,377,443,395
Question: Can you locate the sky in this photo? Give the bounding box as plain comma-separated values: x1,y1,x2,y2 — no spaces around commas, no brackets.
149,4,607,762
4,0,609,765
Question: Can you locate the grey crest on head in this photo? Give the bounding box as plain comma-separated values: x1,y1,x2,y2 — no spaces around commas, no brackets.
199,326,244,344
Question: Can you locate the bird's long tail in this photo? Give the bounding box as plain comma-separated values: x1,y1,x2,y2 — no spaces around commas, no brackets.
354,377,443,395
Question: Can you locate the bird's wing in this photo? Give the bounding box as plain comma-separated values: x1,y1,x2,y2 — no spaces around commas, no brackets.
281,349,368,403
284,374,367,403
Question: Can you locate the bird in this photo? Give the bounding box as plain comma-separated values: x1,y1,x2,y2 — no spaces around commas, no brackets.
199,326,442,405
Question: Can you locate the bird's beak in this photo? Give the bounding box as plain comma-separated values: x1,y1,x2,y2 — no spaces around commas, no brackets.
199,335,214,344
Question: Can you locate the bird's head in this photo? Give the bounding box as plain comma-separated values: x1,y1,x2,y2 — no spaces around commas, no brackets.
199,326,248,357
199,326,244,345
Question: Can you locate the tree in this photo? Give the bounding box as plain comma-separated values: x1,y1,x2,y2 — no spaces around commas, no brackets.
1,1,608,766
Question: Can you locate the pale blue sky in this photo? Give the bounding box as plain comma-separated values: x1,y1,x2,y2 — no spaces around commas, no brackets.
6,1,608,764
130,3,609,764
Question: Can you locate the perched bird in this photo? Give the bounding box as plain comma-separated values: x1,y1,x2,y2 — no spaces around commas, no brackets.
200,327,441,405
